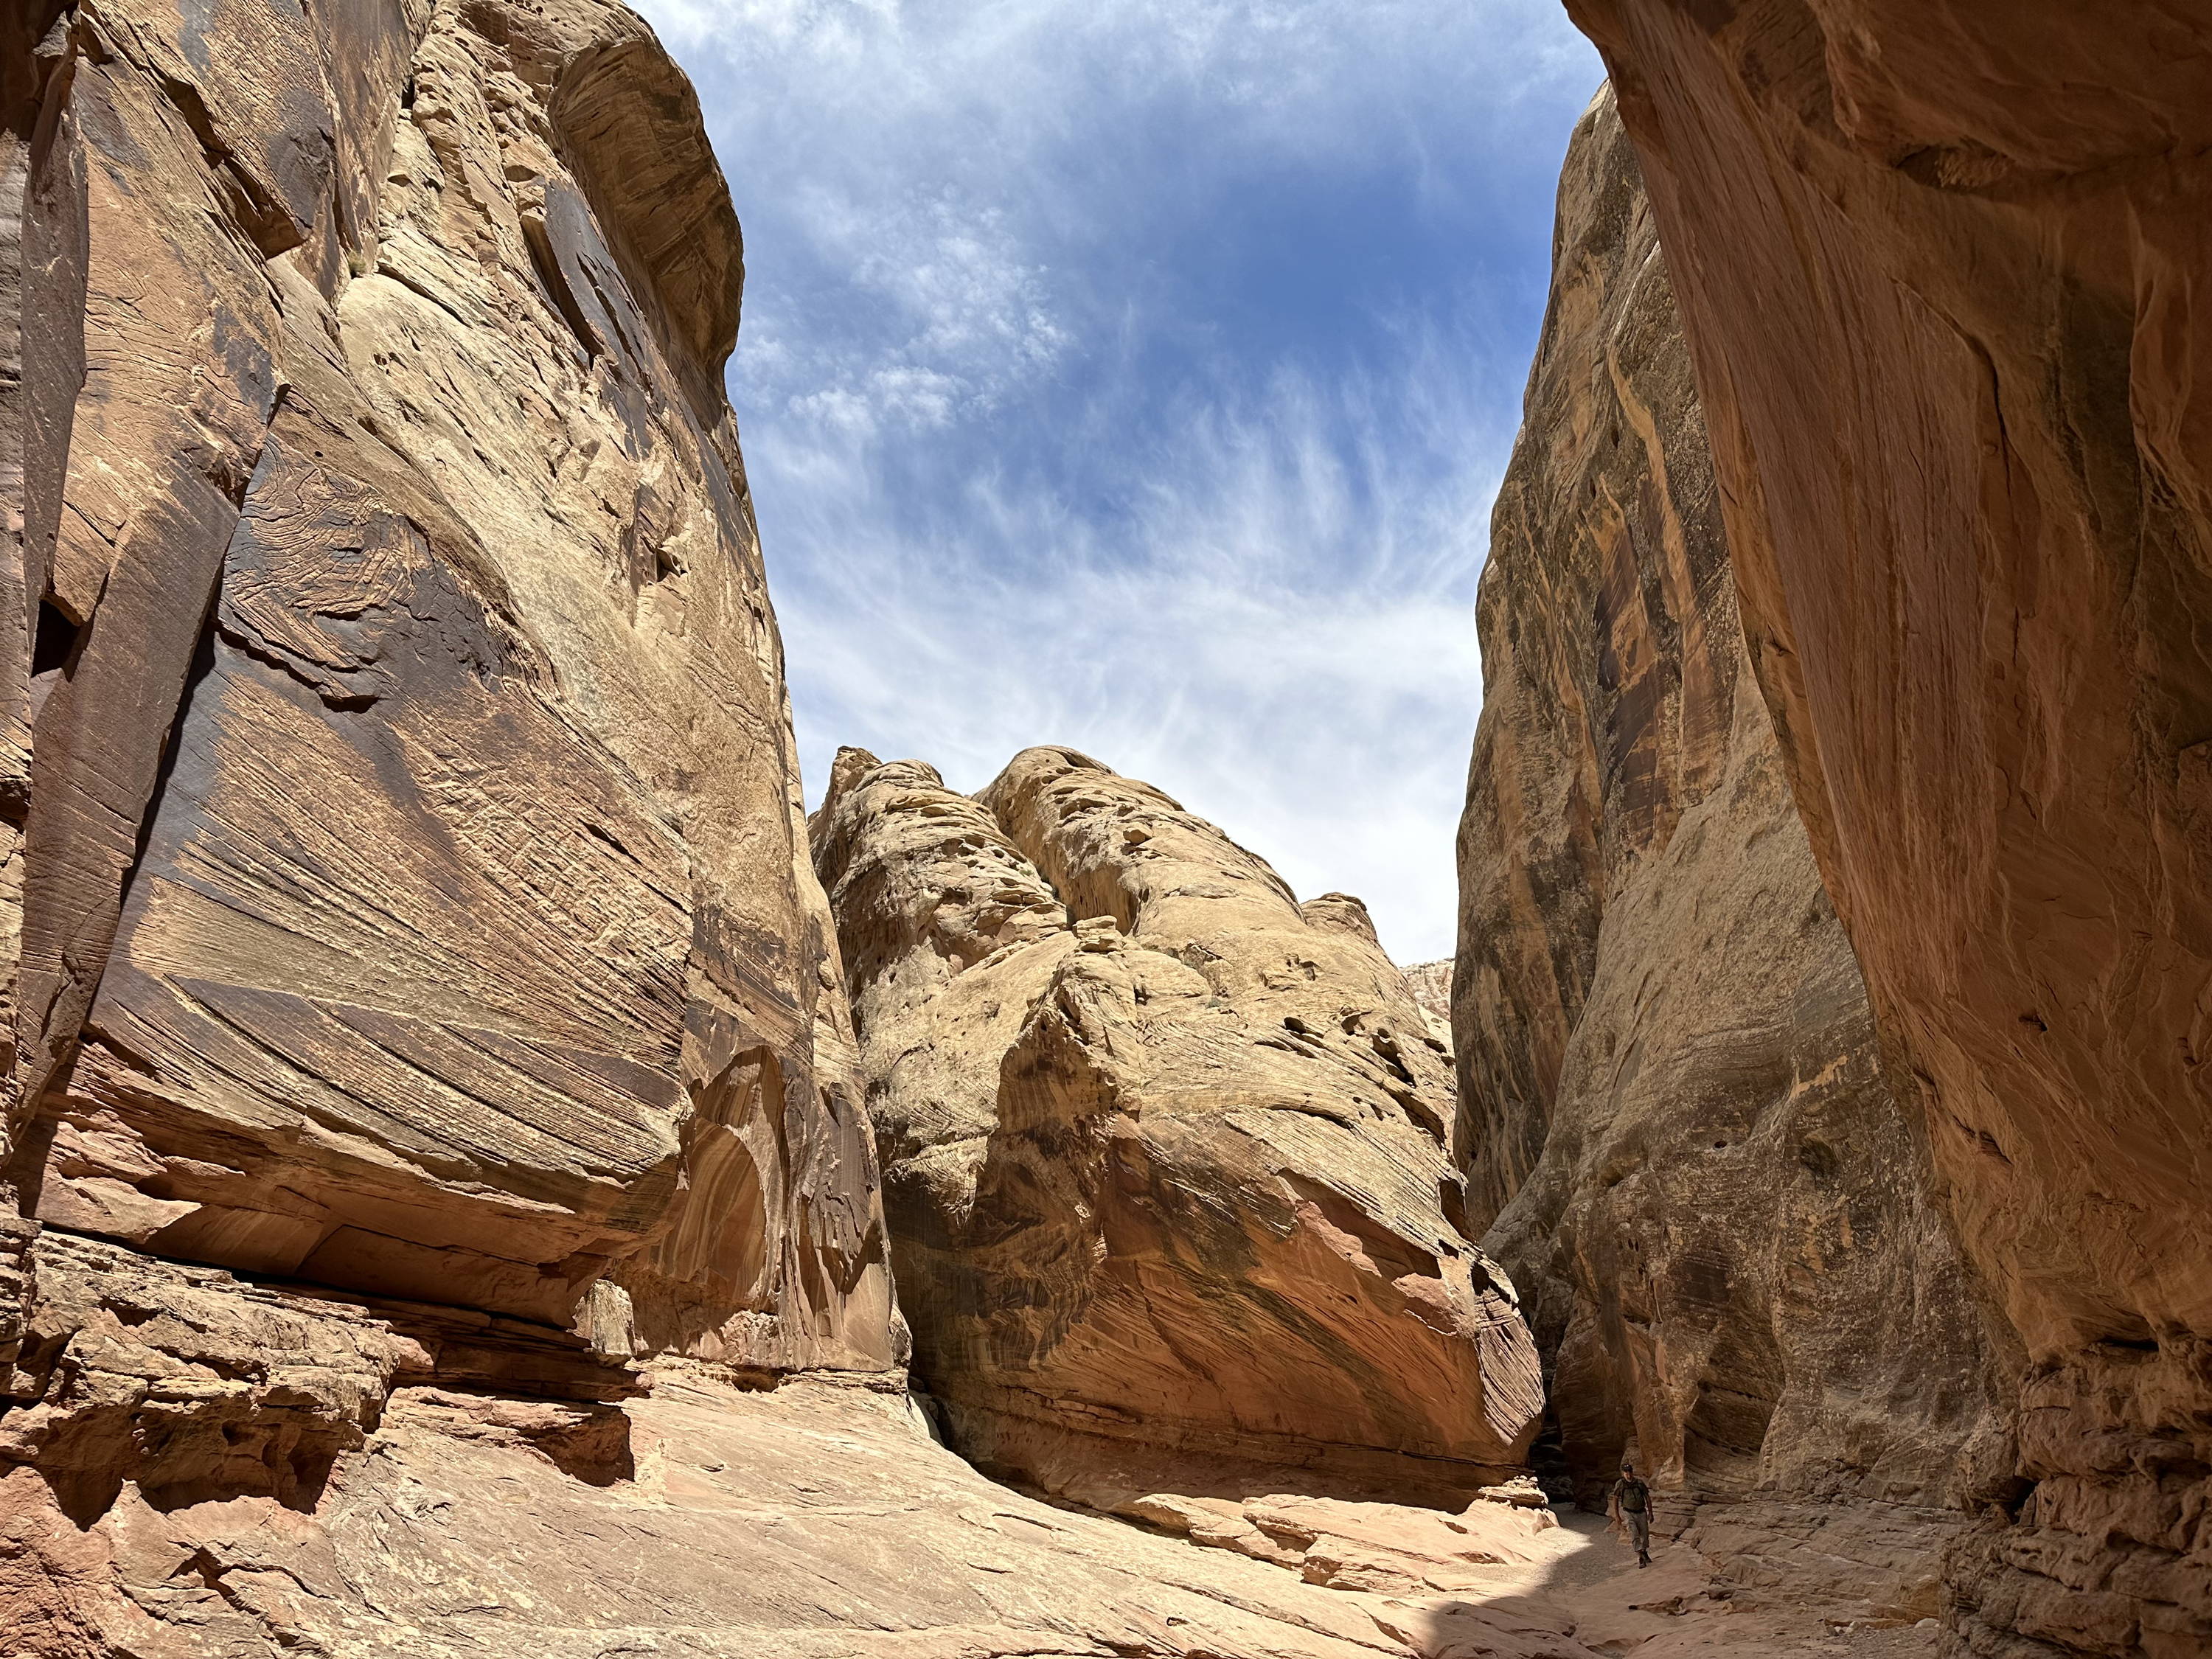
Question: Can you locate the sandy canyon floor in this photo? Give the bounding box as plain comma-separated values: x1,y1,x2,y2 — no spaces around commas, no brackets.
63,1365,1941,1658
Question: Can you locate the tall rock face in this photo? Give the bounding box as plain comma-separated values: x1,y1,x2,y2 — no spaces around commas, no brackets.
1563,4,2212,1652
1454,86,2010,1616
813,745,1543,1511
1398,960,1455,1050
0,0,894,1545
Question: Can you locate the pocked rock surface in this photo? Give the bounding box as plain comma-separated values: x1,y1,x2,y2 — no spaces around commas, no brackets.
811,745,1545,1513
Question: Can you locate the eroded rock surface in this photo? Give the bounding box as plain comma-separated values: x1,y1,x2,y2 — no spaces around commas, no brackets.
1453,86,2011,1618
0,1234,1912,1659
0,0,891,1372
1398,961,1454,1051
1562,4,2212,1652
812,745,1543,1511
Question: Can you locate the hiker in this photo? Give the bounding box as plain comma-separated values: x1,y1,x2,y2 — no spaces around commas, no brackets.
1610,1462,1652,1568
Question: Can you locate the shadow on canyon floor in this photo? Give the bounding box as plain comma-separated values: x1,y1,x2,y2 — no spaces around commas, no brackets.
7,1268,1951,1658
1403,1508,1945,1659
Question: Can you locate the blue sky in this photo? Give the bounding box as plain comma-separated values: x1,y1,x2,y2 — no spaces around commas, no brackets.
633,0,1602,962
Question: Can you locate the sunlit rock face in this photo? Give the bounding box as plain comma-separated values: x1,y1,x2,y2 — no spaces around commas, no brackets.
813,743,1543,1512
1398,960,1454,1051
0,0,900,1573
1453,86,2013,1620
1559,4,2212,1649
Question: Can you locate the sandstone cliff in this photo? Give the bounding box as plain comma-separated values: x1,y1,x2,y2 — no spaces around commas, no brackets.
1564,4,2212,1652
1399,960,1454,1051
0,4,1616,1649
16,0,2194,1649
1454,86,2011,1618
0,0,897,1624
812,745,1543,1512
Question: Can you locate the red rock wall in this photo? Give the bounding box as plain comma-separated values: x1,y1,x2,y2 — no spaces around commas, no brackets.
0,0,895,1384
1565,2,2212,1651
1455,86,2011,1621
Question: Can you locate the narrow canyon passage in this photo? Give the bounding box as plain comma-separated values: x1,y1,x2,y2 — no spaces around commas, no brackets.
1,1,2208,1656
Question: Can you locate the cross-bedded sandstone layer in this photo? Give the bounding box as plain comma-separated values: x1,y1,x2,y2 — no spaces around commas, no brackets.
813,745,1543,1513
1453,84,2013,1621
1563,4,2212,1652
0,0,893,1372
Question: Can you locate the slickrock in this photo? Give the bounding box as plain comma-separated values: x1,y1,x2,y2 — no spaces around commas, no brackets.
2,1197,1908,1657
811,745,1543,1512
1453,86,2011,1619
0,1235,1910,1659
1565,4,2212,1650
10,0,2178,1648
0,0,892,1371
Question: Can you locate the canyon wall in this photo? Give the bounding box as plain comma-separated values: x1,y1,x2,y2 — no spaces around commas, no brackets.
1560,4,2212,1653
1398,960,1454,1049
813,745,1543,1514
1,0,897,1632
1453,86,2011,1618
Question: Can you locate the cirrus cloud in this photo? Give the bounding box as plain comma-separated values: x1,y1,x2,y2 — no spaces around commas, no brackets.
633,0,1601,961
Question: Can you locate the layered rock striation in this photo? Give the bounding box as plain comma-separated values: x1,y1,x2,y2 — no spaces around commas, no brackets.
1561,4,2212,1652
0,0,892,1370
1454,86,2011,1616
813,744,1543,1511
0,0,900,1621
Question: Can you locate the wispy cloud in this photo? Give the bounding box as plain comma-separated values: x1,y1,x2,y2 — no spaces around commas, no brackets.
634,0,1601,961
